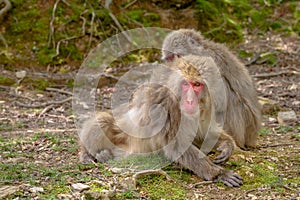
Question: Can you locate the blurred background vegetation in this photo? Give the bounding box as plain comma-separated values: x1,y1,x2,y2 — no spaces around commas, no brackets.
0,0,299,88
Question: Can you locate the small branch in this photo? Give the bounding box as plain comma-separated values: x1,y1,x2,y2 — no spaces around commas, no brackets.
259,143,294,149
52,35,83,59
191,181,214,188
124,0,137,9
0,32,8,48
80,14,87,35
133,169,173,187
48,0,60,48
87,11,95,51
45,87,73,95
104,0,132,43
37,104,54,119
205,14,227,35
281,184,296,191
15,97,72,108
245,54,261,66
252,70,300,78
0,0,12,21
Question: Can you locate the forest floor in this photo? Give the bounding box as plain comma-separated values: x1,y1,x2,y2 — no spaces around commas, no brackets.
0,31,300,199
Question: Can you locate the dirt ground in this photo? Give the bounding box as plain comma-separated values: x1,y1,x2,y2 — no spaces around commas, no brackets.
0,31,299,199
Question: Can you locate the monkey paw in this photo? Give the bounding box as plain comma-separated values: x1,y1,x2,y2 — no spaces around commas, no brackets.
213,143,233,165
79,152,96,164
216,170,243,187
95,149,113,163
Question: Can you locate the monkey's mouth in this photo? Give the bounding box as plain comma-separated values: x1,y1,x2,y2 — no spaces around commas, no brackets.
162,52,182,61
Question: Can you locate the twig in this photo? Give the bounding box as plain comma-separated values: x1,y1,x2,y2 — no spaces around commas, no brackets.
15,97,72,108
61,0,70,6
0,0,12,21
52,35,83,59
80,14,87,35
0,32,8,48
192,181,214,188
252,70,300,78
281,184,296,191
45,87,73,95
48,0,60,48
0,0,12,48
259,143,294,149
133,169,173,187
37,104,54,119
124,0,137,9
205,14,227,35
104,0,132,43
245,54,261,66
87,11,95,51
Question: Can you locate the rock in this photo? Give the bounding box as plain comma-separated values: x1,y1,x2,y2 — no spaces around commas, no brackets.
110,167,127,174
292,100,300,106
29,186,44,193
16,70,27,79
258,97,280,114
277,111,297,125
268,117,277,122
71,183,90,192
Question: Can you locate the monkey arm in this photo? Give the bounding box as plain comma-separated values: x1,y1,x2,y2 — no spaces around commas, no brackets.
167,144,242,187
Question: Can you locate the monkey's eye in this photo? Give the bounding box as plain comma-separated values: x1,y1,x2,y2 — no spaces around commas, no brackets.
181,81,189,86
194,82,202,87
182,81,188,85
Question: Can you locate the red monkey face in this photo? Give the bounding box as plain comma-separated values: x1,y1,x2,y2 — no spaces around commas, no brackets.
181,80,204,115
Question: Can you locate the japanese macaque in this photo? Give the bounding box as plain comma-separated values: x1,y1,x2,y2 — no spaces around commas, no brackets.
79,55,243,187
162,29,261,149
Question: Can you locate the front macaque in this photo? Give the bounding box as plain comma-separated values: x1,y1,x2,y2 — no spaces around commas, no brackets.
162,29,262,149
79,56,242,187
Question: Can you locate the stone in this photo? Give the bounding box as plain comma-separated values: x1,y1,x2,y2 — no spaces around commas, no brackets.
277,111,297,125
71,183,90,192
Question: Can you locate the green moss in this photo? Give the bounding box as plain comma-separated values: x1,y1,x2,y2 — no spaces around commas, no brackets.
0,75,14,85
275,125,299,133
116,191,135,199
123,9,161,27
259,127,271,136
31,78,51,90
239,160,279,190
137,174,186,200
239,50,253,58
196,0,245,43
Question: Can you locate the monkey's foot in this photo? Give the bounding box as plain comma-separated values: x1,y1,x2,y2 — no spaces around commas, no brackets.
215,170,243,187
95,149,113,163
79,152,96,164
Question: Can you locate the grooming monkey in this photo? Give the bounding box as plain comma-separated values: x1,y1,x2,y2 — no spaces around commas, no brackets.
79,56,243,187
162,29,261,149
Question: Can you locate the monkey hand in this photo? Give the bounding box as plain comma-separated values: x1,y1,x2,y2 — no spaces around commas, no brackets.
215,170,243,187
213,141,234,165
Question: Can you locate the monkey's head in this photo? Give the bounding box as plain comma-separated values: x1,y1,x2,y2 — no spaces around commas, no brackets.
162,29,204,61
167,56,208,116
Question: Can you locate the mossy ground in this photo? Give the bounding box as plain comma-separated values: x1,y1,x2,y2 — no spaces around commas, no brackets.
0,0,299,199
